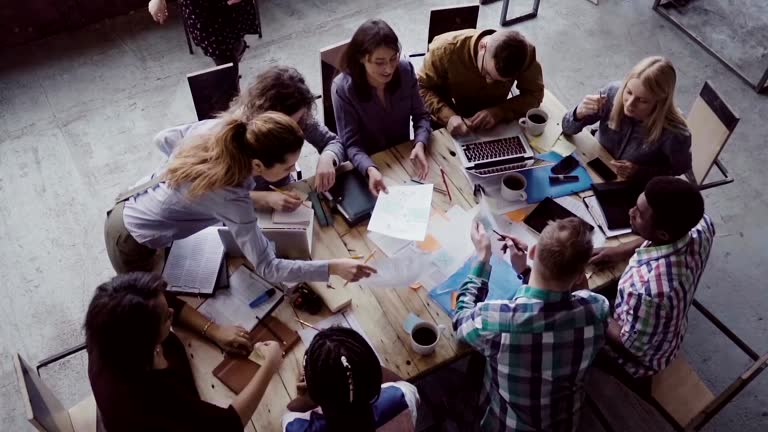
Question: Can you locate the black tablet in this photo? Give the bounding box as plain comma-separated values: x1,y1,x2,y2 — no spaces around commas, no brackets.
523,197,590,234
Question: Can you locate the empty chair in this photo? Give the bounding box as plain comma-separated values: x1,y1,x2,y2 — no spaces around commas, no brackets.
320,40,350,134
685,81,739,190
409,3,480,64
186,63,239,121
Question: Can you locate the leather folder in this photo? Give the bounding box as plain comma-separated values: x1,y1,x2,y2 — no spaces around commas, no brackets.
212,316,299,393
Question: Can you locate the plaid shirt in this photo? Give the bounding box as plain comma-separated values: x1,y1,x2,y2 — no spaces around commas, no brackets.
453,260,609,432
614,215,715,377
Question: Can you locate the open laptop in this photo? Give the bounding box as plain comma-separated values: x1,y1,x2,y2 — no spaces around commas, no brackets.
454,122,537,177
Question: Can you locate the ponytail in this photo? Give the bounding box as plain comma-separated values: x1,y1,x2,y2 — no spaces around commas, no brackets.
165,112,304,198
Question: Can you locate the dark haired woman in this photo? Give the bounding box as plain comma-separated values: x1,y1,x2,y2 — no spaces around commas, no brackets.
155,66,344,211
104,112,375,284
332,19,432,196
86,272,282,432
281,327,420,431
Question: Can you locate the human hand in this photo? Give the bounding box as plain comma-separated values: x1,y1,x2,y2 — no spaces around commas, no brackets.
470,222,491,262
314,153,336,192
589,246,623,266
329,258,377,282
296,372,307,396
498,234,528,274
266,190,302,212
148,0,169,24
575,94,607,120
446,115,470,136
226,0,242,4
572,272,589,290
208,324,252,356
254,341,283,371
610,160,638,179
468,109,499,130
366,167,388,197
410,142,429,181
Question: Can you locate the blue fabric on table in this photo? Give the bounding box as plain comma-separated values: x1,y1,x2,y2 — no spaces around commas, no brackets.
429,254,523,317
520,151,593,203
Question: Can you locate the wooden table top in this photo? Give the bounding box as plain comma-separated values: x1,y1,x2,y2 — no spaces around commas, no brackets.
175,89,636,431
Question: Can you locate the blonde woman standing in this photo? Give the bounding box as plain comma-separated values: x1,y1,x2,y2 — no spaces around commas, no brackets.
104,112,375,284
562,56,691,181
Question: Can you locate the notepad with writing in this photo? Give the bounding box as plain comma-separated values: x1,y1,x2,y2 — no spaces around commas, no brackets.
162,227,224,296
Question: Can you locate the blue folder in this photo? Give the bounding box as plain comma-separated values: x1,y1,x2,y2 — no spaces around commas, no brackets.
521,152,593,203
428,255,523,318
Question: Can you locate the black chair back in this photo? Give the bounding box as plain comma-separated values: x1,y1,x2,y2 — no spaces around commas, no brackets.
187,63,239,121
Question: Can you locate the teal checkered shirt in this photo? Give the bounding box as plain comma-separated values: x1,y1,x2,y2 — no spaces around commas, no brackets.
453,259,609,431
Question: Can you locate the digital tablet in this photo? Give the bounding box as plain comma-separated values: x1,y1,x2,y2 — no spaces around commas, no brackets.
523,197,591,235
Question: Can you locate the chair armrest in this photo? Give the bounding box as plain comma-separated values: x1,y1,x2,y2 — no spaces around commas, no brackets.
36,342,87,375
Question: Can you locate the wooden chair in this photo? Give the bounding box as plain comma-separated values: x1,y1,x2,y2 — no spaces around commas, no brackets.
15,350,100,432
320,40,350,134
648,300,768,431
183,0,263,55
186,63,240,121
685,81,739,191
409,4,480,64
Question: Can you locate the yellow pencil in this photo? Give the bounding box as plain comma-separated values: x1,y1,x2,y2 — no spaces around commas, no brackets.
294,318,320,331
269,185,311,209
343,251,376,287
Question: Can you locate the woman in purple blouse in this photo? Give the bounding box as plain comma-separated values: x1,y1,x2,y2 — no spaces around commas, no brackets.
332,19,432,196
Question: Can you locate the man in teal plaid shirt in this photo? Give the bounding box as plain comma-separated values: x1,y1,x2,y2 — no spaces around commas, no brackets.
453,217,609,431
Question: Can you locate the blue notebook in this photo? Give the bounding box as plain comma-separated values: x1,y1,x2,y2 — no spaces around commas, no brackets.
521,152,593,203
428,255,523,317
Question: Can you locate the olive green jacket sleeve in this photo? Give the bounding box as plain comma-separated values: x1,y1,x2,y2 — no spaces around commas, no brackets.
418,46,458,125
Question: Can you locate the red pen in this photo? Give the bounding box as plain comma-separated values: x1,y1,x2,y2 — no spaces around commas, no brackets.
439,167,452,202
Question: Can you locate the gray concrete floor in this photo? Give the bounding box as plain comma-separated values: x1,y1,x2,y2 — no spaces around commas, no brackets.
1,0,767,430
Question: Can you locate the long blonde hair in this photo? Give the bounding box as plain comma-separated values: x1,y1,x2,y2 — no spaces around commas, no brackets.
165,112,304,198
608,56,688,145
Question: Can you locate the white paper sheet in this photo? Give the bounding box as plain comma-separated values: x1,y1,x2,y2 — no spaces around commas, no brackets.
367,184,433,241
298,311,382,363
361,247,431,289
555,196,607,247
367,231,412,257
273,203,313,225
197,266,282,330
162,227,224,295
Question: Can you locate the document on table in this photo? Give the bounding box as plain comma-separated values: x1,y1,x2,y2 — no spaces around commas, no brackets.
197,266,282,331
163,227,224,295
298,311,382,363
367,231,411,257
555,196,607,247
361,246,431,289
273,203,313,225
367,184,433,241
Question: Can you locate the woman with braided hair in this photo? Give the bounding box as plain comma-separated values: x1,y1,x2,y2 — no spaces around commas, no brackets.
282,327,420,431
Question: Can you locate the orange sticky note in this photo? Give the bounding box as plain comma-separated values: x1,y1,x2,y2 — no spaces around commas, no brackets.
451,291,458,310
417,234,442,252
505,208,530,222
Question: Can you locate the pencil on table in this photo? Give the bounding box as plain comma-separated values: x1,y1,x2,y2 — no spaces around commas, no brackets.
295,318,320,331
439,167,452,202
269,185,312,209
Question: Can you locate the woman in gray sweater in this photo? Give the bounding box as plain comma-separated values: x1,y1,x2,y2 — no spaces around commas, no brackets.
562,56,691,181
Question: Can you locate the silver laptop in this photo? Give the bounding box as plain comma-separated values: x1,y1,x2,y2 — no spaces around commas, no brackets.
454,122,536,177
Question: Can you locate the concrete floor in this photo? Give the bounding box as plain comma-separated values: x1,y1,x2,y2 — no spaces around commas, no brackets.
1,0,767,430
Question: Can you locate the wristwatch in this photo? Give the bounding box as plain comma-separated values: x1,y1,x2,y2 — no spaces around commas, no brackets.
517,266,532,284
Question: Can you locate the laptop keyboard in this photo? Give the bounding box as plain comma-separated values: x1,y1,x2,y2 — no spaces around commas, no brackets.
462,136,526,163
470,161,530,177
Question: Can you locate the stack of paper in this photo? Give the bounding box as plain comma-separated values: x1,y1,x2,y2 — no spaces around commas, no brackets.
367,184,433,241
197,266,282,331
163,227,224,295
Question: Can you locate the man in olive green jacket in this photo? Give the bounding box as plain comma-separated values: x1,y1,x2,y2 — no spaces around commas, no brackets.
417,29,544,136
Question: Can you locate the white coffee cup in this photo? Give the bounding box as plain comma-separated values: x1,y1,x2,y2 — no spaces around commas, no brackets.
408,321,444,356
518,108,549,137
500,172,528,202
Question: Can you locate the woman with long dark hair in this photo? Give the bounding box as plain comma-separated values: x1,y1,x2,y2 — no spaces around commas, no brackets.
86,272,282,431
332,19,432,196
282,327,420,431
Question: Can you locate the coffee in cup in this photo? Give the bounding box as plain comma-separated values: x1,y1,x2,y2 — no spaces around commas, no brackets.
500,172,528,202
405,320,444,356
518,108,549,136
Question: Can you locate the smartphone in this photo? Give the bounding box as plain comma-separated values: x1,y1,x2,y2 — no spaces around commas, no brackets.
551,155,580,175
587,158,618,182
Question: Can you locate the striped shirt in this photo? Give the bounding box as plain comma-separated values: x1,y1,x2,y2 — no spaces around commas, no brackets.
282,381,420,432
613,215,715,377
453,260,609,432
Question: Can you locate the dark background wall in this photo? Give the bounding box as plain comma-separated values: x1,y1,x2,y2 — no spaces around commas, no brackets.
1,0,147,47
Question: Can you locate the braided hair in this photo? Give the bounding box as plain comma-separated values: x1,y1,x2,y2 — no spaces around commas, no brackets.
304,327,382,431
